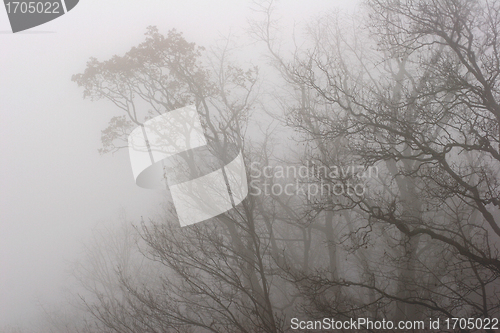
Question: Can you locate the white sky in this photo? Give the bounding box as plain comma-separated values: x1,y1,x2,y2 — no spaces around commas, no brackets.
0,0,358,328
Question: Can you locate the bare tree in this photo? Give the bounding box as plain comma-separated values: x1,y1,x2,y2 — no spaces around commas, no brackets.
253,0,500,327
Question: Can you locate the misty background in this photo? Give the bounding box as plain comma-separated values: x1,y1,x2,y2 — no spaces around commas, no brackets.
0,0,356,329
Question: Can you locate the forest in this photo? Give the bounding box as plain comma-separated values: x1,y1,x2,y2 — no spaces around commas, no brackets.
8,0,500,332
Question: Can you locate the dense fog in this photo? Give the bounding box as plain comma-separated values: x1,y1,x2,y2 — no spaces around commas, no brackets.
2,0,500,332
